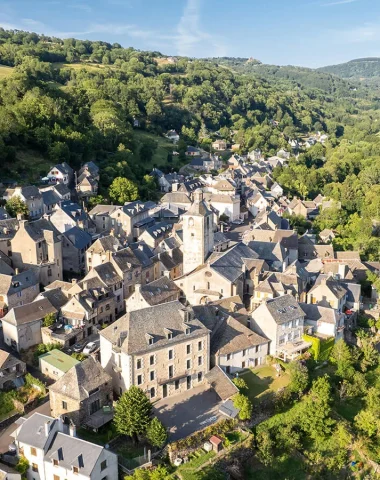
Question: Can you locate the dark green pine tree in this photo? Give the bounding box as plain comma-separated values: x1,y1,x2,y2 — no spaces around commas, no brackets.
146,417,167,448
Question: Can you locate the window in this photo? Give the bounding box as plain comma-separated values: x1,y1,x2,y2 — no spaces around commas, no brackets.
31,447,37,456
53,459,59,466
168,365,173,378
242,361,246,369
198,356,202,366
186,344,191,355
16,291,22,298
186,359,191,369
150,371,155,381
226,366,231,374
148,338,154,346
168,349,173,360
226,353,231,361
101,460,107,471
175,379,180,390
136,359,142,369
186,327,191,335
53,475,60,480
198,372,203,382
62,401,67,410
198,341,202,351
32,463,38,472
137,374,142,385
150,355,155,366
105,304,110,311
242,349,246,357
150,387,155,398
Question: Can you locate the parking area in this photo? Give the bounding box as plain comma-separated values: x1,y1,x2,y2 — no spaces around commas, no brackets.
153,384,222,441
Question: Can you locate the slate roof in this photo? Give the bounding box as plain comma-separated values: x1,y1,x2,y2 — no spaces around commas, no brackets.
161,192,192,204
63,226,92,250
120,200,153,217
53,183,70,197
111,247,141,272
300,303,340,325
18,186,42,200
60,201,87,222
88,205,121,217
211,316,268,355
139,277,180,305
341,282,361,304
4,298,56,326
0,269,38,296
263,295,305,324
36,288,68,310
140,222,172,240
129,242,156,268
210,243,259,283
23,218,61,243
205,366,238,401
0,207,10,221
87,235,121,254
190,157,204,167
0,349,23,370
46,432,110,477
92,262,122,287
11,413,57,449
49,357,111,401
0,218,19,239
335,251,361,261
248,241,286,264
214,231,229,246
41,189,60,207
44,280,72,293
101,301,209,355
308,275,347,300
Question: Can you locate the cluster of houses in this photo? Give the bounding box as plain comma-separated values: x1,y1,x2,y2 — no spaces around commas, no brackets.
0,147,379,480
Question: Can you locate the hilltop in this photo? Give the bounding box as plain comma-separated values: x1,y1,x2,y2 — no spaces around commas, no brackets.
318,57,380,80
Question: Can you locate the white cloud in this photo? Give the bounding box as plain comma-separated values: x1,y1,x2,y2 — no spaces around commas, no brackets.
176,0,226,57
321,0,359,5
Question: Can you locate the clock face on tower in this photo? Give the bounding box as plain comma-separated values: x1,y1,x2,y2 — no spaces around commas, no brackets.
188,217,194,227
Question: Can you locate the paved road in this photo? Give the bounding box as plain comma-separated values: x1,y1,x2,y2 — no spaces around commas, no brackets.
0,397,51,454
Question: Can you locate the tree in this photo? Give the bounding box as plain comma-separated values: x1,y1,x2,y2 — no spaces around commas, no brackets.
109,177,138,204
287,361,309,394
5,196,29,218
43,312,56,327
256,429,274,466
232,377,248,392
87,195,106,210
356,330,379,371
146,417,167,447
114,386,152,443
16,456,29,476
233,393,252,421
330,339,354,379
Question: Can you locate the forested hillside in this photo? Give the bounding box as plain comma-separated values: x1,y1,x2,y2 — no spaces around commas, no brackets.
319,57,380,79
0,28,379,258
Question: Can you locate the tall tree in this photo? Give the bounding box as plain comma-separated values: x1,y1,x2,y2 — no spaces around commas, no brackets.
109,177,139,204
114,386,152,443
5,197,29,218
146,417,167,448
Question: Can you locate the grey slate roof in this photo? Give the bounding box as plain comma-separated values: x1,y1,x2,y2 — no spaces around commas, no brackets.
211,243,259,283
49,357,111,401
139,277,180,305
0,269,38,296
341,282,361,304
19,185,42,200
36,288,68,310
60,201,87,222
308,275,347,300
53,183,70,197
140,222,172,240
41,189,60,207
205,366,238,401
92,262,122,287
0,207,10,221
46,432,107,477
87,235,121,254
88,205,121,217
64,226,92,250
121,200,153,217
101,301,209,355
24,218,61,243
300,303,340,325
3,298,57,326
264,295,305,325
248,241,286,265
11,413,57,449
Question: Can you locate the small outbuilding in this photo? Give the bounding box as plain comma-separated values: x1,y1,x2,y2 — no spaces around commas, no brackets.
209,435,223,452
39,349,80,380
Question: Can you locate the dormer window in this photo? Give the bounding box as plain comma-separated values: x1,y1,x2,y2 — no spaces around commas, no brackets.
164,328,173,340
146,333,154,346
185,327,191,335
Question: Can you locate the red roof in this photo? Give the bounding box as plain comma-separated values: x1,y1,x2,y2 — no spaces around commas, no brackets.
209,435,222,445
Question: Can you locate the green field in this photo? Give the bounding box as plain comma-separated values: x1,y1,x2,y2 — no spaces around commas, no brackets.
0,65,14,79
240,366,290,404
133,130,176,169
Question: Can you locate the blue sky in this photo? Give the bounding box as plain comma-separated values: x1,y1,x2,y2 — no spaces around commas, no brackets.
1,0,380,67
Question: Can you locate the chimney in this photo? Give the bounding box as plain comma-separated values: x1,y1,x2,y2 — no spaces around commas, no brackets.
338,263,346,279
163,270,171,279
321,276,328,285
58,416,64,432
220,223,224,233
135,283,141,294
14,268,19,275
72,279,77,285
110,228,115,237
45,421,51,437
172,183,179,192
69,423,76,437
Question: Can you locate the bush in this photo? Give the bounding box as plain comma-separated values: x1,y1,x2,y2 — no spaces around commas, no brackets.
303,334,321,360
25,373,46,395
33,343,62,364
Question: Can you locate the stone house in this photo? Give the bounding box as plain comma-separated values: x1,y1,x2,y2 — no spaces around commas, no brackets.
47,163,73,185
10,412,118,480
0,349,26,390
2,298,57,352
88,205,122,234
11,219,63,286
125,276,181,312
109,201,155,242
212,140,227,151
85,235,121,272
0,269,39,318
0,217,19,257
300,303,345,341
138,222,172,249
50,357,113,429
204,193,241,222
77,175,98,198
62,226,92,276
100,301,210,399
307,276,347,312
10,186,43,220
50,201,93,234
250,295,310,360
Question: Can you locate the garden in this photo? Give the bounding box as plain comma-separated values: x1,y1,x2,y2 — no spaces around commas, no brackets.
239,365,290,404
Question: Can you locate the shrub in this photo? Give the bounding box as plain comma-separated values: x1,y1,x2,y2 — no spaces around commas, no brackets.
25,373,46,395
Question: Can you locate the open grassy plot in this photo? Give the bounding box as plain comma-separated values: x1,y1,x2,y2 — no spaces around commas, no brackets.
133,130,175,169
175,449,217,480
244,453,307,480
0,65,14,79
53,62,112,72
240,366,290,404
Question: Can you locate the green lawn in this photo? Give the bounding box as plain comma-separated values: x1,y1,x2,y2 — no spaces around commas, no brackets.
176,449,217,480
244,454,307,480
240,366,290,404
77,424,118,446
335,397,364,422
0,65,14,79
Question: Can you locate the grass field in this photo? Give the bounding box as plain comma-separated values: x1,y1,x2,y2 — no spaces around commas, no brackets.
241,366,290,404
53,62,112,72
175,449,216,480
133,130,176,169
0,65,14,79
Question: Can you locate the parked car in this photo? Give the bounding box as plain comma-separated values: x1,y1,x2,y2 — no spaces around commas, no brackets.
232,219,243,225
72,343,84,353
83,342,97,355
